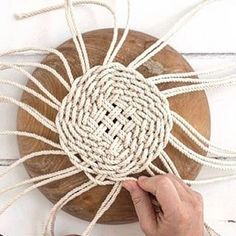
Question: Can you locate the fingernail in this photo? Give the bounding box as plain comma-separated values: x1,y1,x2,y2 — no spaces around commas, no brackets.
138,176,148,182
122,181,137,192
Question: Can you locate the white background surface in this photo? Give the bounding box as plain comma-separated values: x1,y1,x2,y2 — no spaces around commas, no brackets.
0,0,236,235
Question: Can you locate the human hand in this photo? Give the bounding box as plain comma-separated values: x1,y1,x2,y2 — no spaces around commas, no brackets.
123,174,204,236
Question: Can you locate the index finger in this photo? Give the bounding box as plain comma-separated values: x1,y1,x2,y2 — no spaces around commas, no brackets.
138,176,182,216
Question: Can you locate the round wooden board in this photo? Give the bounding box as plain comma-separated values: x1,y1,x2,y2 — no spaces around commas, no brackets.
17,29,210,224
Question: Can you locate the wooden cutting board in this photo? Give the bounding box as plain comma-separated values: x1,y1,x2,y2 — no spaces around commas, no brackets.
17,29,210,224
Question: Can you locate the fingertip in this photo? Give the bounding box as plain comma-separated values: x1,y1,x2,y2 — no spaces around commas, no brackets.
137,175,148,186
138,176,148,182
122,180,139,192
127,178,158,234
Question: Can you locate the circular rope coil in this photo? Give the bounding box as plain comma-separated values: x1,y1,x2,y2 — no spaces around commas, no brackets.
56,63,173,184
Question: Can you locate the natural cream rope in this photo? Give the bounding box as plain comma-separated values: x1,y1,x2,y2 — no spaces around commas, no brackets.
81,182,122,236
44,180,97,236
0,0,235,235
0,80,59,110
128,0,220,69
0,47,75,84
0,166,77,195
0,63,62,106
55,62,173,183
15,0,131,67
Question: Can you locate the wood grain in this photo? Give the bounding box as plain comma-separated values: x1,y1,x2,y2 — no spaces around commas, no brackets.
17,29,210,224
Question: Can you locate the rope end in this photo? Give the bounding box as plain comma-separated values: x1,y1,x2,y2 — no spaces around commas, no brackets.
14,13,27,20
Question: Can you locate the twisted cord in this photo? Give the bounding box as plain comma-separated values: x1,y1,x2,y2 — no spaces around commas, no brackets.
160,151,181,177
148,163,166,175
0,80,59,110
163,74,236,98
0,47,74,84
82,182,122,236
147,63,236,84
0,166,81,216
169,135,236,170
129,0,219,69
12,62,71,91
172,112,236,157
104,0,131,64
205,222,221,236
15,0,130,70
185,174,236,185
0,166,76,195
0,62,61,106
15,0,115,21
0,95,57,133
43,181,96,236
64,0,90,73
1,62,70,91
15,0,128,72
1,0,236,236
0,130,61,149
0,150,65,179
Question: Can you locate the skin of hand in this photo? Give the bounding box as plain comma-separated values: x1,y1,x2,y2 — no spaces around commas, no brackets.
65,174,203,236
123,174,204,236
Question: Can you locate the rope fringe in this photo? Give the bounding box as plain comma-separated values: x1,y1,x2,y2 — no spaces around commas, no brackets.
0,0,234,235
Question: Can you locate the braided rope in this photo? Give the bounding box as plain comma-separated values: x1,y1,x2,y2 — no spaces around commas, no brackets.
0,0,235,235
56,62,173,183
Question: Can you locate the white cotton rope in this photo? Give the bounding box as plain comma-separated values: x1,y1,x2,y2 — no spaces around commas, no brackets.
0,47,75,84
0,167,81,216
0,95,57,133
0,150,65,179
147,63,236,84
15,0,130,70
64,0,90,73
0,80,59,110
3,63,67,88
43,181,96,236
104,0,131,64
1,0,236,235
0,62,62,106
0,166,77,195
172,111,236,157
129,0,221,69
81,182,122,236
12,62,71,91
163,74,236,98
0,131,61,149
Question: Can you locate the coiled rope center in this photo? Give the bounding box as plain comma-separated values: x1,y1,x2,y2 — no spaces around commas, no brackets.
56,63,173,183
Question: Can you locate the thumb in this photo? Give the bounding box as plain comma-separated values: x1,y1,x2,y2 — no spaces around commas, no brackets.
123,180,157,235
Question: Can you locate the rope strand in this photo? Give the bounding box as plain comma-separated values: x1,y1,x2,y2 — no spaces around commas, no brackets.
0,131,61,149
0,150,65,179
0,80,59,110
0,166,76,195
82,182,122,236
129,0,219,69
0,48,74,84
0,62,61,106
1,1,235,236
43,181,96,236
0,95,57,133
0,167,80,216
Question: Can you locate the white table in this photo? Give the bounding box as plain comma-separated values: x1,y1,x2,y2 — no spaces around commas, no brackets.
0,0,236,235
